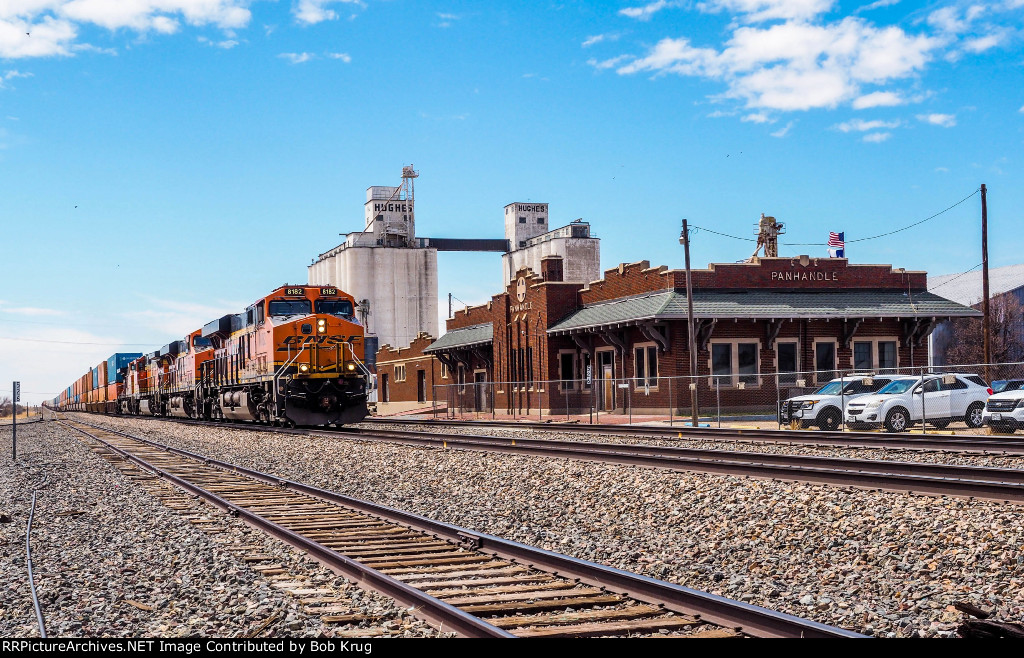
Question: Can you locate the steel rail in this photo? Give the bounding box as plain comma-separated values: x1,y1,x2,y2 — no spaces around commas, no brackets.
69,413,1024,501
335,426,1024,484
68,419,864,639
367,417,1024,454
62,422,515,639
324,427,1024,503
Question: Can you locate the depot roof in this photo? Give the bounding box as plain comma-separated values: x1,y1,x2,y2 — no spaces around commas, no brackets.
547,289,981,335
424,323,494,352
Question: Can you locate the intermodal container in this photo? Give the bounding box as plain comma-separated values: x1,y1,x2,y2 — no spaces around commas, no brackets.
108,353,143,385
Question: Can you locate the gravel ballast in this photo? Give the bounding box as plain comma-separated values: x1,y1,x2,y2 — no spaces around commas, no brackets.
367,420,1024,469
0,420,444,638
69,414,1024,638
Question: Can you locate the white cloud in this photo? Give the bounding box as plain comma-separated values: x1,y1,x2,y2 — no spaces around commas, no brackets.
0,69,33,88
588,55,631,70
294,0,365,25
198,35,238,48
583,33,619,47
935,166,949,172
963,32,1005,53
771,120,794,137
326,51,350,62
700,0,836,23
1,305,64,316
1019,105,1024,113
0,15,77,58
278,51,313,64
620,1,674,20
852,90,904,108
614,15,939,112
0,1,252,58
741,111,773,123
862,131,891,142
855,0,900,12
917,112,956,127
835,118,899,131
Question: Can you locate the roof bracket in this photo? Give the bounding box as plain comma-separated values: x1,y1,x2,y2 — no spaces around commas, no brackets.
570,332,593,354
598,329,628,356
841,318,864,349
639,323,670,353
470,346,493,369
695,319,716,352
766,318,784,349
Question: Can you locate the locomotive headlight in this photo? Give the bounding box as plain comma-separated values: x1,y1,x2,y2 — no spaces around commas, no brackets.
347,364,356,371
299,364,309,373
317,319,326,333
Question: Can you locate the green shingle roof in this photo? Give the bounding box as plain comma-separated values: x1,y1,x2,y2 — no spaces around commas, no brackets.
424,323,493,352
547,289,981,335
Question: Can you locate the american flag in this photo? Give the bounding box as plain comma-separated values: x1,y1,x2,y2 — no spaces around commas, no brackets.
828,231,845,248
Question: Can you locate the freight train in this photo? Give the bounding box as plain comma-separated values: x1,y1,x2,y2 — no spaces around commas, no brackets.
49,285,369,426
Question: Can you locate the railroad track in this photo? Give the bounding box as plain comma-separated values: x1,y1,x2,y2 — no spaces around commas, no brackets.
61,418,860,638
367,417,1024,454
66,413,1024,503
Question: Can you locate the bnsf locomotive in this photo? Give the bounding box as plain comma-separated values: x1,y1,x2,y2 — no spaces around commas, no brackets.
51,285,368,426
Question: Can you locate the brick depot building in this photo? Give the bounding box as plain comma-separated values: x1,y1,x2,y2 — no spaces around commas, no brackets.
374,255,980,415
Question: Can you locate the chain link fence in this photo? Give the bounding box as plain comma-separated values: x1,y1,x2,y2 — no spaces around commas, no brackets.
428,360,1024,432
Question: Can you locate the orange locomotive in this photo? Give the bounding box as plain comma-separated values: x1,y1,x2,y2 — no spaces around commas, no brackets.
116,285,368,426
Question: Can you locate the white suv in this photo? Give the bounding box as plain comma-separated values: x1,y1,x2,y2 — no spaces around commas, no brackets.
779,374,902,430
983,382,1024,434
845,373,990,432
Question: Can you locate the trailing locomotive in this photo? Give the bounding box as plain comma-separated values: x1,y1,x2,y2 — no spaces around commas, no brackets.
52,285,369,426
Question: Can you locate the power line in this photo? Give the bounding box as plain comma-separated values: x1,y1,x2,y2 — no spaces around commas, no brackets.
692,187,980,246
928,263,984,291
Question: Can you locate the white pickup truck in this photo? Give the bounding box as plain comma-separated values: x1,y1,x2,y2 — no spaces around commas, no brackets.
844,373,991,432
983,381,1024,434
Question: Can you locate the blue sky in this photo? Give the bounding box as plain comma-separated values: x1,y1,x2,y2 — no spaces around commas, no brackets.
1,0,1022,403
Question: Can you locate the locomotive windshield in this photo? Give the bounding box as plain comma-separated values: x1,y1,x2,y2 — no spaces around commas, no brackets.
269,300,312,316
193,335,212,350
314,299,354,318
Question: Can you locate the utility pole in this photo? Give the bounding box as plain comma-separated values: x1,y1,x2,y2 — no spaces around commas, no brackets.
448,292,452,319
680,220,700,427
981,183,990,384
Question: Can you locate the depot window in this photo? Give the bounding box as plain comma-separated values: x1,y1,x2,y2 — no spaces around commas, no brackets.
852,338,899,373
709,340,760,387
814,340,837,384
395,365,406,382
559,351,576,390
269,300,312,316
776,340,798,384
634,344,658,388
314,299,354,317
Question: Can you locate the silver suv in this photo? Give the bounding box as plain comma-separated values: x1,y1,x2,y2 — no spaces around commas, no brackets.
845,373,990,432
779,374,901,430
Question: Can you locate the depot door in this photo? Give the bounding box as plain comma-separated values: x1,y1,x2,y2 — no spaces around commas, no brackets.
598,351,615,411
417,370,426,404
474,372,487,411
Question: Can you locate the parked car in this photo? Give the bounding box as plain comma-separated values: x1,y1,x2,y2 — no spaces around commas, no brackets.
844,373,990,432
779,374,903,430
991,379,1024,394
983,381,1024,433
